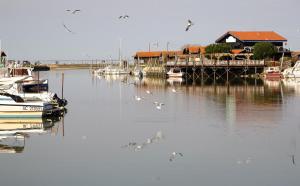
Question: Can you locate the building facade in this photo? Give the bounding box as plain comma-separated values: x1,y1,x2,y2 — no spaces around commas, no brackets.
215,31,288,53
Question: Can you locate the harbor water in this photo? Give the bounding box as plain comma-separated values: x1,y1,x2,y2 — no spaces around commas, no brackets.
0,69,299,186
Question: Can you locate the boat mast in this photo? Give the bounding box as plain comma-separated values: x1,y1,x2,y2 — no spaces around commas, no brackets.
119,38,122,68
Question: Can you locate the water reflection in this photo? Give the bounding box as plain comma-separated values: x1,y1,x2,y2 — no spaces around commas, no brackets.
0,116,64,154
93,74,292,130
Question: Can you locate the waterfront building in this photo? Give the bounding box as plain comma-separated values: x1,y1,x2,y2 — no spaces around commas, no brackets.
215,31,288,53
134,51,182,65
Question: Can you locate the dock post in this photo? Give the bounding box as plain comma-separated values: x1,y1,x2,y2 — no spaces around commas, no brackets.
201,68,204,85
61,72,64,99
213,68,216,84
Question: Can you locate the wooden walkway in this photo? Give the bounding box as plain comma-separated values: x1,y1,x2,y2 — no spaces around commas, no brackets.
166,60,265,67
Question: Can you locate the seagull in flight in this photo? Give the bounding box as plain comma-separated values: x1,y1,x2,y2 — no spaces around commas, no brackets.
119,15,130,19
185,19,194,31
62,23,74,34
169,152,183,162
66,9,81,14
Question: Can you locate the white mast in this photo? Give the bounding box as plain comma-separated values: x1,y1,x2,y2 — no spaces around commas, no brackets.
119,38,122,68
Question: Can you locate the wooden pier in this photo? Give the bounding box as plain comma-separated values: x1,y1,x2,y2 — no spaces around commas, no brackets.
165,59,265,81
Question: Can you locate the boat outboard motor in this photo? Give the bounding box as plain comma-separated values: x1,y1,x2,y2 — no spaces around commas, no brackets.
53,94,68,107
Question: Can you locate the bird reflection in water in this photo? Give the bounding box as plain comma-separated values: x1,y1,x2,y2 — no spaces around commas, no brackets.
122,131,164,152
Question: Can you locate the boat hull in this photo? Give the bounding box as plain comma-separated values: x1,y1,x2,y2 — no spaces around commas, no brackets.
0,104,63,118
0,111,44,118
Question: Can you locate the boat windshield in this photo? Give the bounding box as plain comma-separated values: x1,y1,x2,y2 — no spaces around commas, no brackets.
0,93,25,103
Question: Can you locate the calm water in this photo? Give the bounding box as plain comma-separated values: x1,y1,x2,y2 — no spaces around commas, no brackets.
0,69,300,186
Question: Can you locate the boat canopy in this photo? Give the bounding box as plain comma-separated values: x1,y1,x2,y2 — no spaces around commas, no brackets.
0,92,25,102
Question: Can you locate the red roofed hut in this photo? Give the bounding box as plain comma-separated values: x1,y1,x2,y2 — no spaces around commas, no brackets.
215,31,288,53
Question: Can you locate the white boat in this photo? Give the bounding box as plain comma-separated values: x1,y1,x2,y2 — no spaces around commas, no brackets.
263,66,282,79
0,78,67,107
0,93,61,118
167,68,184,78
132,66,145,77
94,65,129,75
282,60,300,78
103,65,129,75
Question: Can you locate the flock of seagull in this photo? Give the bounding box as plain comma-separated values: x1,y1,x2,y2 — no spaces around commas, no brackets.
120,79,184,162
62,9,195,34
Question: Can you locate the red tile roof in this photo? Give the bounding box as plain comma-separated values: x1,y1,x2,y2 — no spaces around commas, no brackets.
135,51,182,58
183,46,206,54
230,31,287,41
216,31,287,42
135,51,162,58
231,49,244,54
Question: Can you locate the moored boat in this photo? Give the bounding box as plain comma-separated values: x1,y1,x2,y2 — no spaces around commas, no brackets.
282,60,300,78
0,93,63,118
167,68,184,78
264,66,282,79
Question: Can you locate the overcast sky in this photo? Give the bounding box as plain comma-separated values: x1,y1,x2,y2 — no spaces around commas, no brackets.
0,0,299,60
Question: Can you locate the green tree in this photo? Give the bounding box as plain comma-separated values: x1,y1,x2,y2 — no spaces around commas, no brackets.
253,42,277,60
205,43,232,54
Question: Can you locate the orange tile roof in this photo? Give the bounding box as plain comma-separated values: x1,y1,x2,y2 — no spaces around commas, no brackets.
231,49,244,54
135,50,182,58
162,51,183,56
228,31,287,41
183,46,206,54
135,51,162,58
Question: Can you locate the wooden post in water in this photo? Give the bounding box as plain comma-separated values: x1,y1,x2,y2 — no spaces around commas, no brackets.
37,71,40,93
61,72,64,99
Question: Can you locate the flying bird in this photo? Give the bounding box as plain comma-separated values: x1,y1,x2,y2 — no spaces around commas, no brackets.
62,23,74,34
66,9,81,14
119,15,129,19
185,19,194,31
169,152,183,162
72,10,81,14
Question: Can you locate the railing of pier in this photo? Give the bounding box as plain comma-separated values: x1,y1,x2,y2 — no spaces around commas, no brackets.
166,60,265,67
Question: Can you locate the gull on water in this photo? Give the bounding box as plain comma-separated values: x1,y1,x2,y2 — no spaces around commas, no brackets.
146,90,153,94
185,19,194,31
121,142,137,148
134,95,144,101
154,102,164,110
237,157,252,165
171,88,177,93
169,152,183,162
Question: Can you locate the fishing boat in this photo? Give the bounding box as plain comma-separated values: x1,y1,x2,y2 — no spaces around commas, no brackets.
282,61,300,78
264,66,282,79
1,67,49,92
0,78,67,107
166,68,184,78
0,92,62,118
